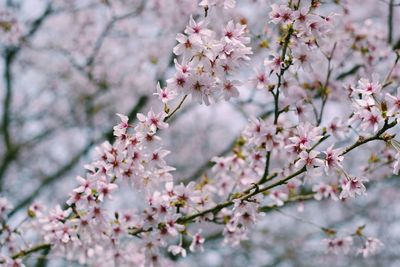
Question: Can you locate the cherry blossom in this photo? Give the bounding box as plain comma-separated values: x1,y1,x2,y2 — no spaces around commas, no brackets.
0,197,13,221
154,83,177,104
340,176,367,199
249,68,269,90
269,190,288,207
356,76,382,95
386,87,400,117
269,4,294,25
199,0,236,9
323,146,344,174
358,237,383,258
189,231,205,252
325,236,353,255
312,183,338,201
296,150,324,172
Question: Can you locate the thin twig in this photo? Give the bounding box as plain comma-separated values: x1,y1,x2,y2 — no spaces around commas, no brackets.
317,42,337,125
164,95,188,122
85,1,145,67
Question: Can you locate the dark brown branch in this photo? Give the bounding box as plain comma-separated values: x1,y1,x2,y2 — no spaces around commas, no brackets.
340,119,397,156
2,48,16,151
0,3,53,189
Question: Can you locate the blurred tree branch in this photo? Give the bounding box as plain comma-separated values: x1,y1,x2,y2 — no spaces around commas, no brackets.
85,0,146,68
0,3,53,190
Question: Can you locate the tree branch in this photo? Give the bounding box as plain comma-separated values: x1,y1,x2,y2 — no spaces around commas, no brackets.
340,119,397,156
85,1,145,68
0,3,53,190
0,243,51,264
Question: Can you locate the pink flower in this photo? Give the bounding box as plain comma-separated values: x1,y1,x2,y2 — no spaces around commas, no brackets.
0,197,13,221
339,176,367,199
249,68,269,90
325,236,353,255
393,152,400,175
223,21,249,44
385,87,400,117
167,61,190,93
292,44,314,71
323,145,344,174
3,258,25,267
294,101,314,122
220,79,240,100
360,107,384,133
223,224,248,246
113,113,129,139
189,231,205,252
73,175,94,195
137,109,168,133
200,0,236,9
269,190,288,206
357,237,383,258
184,16,212,44
264,53,284,73
211,156,231,173
255,124,279,151
307,14,330,36
312,183,338,201
327,118,348,140
232,199,259,227
186,74,214,105
356,76,381,95
164,214,185,236
287,122,323,150
293,7,309,31
296,150,324,171
154,83,177,104
269,4,293,25
97,181,118,202
168,245,187,257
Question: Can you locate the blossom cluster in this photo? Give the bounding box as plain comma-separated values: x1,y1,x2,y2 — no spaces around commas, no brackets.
157,16,252,105
31,109,209,266
325,235,383,258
